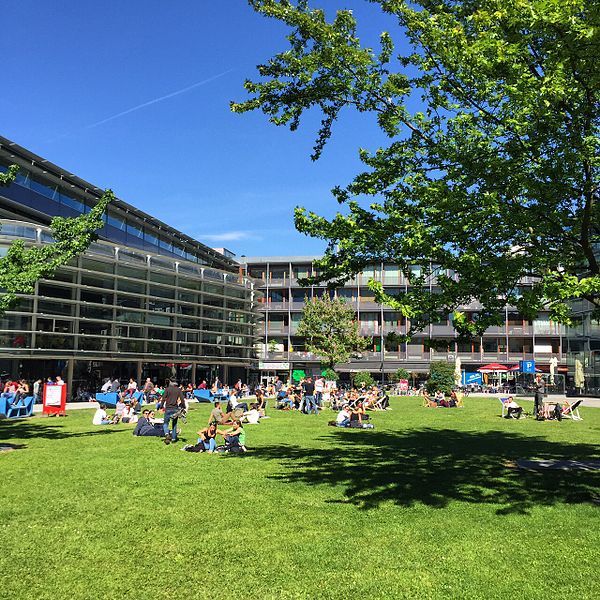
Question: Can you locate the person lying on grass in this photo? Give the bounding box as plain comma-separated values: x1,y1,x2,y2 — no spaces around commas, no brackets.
133,410,164,437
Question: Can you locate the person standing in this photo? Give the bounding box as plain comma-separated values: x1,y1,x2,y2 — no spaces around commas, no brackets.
162,379,184,443
534,375,546,420
314,376,324,408
302,377,318,415
33,379,42,403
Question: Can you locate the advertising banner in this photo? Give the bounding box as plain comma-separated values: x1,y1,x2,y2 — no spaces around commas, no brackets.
399,379,409,391
462,372,483,386
42,384,67,415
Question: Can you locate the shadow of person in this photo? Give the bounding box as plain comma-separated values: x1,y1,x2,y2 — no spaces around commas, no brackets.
250,428,599,515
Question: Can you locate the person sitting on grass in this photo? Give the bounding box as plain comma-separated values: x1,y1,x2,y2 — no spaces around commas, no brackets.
221,420,247,453
335,405,352,428
195,422,226,452
350,401,367,425
92,403,113,425
242,403,265,425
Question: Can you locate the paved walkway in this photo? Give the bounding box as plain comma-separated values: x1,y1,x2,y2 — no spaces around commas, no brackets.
33,395,600,413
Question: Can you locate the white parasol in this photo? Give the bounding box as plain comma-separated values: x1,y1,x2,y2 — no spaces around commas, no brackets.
454,356,462,386
549,356,558,385
574,359,585,390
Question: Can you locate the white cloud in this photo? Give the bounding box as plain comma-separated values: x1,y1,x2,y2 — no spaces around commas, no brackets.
201,230,258,242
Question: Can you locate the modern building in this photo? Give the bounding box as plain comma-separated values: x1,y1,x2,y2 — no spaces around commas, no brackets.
0,136,259,396
563,299,600,396
241,256,570,386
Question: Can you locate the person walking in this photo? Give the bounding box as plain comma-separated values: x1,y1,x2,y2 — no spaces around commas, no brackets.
162,379,184,443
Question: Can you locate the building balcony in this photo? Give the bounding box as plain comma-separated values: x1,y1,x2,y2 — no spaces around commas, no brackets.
261,351,289,361
360,326,380,336
350,351,382,361
430,325,456,336
507,325,532,335
267,326,289,335
267,278,290,288
289,350,320,361
265,302,289,310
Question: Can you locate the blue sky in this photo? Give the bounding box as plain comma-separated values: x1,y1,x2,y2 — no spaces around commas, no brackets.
2,1,401,257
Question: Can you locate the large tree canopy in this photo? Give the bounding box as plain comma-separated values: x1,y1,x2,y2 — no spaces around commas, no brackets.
233,0,600,339
0,166,114,314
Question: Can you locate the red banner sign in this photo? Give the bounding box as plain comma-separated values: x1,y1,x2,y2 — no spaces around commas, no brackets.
42,384,67,415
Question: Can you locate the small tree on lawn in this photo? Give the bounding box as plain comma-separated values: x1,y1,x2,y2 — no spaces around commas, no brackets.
297,295,368,370
426,361,455,395
352,371,375,389
395,368,411,383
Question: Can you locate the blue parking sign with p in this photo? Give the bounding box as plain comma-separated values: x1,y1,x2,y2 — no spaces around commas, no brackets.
520,360,535,373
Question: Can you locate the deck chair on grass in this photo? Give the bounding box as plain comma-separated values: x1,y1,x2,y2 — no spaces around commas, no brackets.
499,397,511,418
562,398,583,421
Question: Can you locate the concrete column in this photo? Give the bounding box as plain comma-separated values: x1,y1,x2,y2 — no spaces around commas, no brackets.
66,358,74,401
222,364,230,385
136,361,143,386
191,363,197,387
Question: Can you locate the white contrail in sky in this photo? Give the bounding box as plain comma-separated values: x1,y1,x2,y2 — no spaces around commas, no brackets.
85,68,235,129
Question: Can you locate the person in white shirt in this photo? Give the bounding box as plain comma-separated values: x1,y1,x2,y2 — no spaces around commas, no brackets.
101,379,111,393
314,377,324,407
336,406,352,428
92,404,111,425
243,407,261,425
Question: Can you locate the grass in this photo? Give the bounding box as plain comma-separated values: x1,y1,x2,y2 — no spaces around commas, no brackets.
1,397,599,600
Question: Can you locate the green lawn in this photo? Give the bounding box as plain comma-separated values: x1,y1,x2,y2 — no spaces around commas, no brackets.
1,397,599,600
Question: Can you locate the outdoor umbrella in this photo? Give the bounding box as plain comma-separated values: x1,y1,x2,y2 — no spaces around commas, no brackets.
454,356,462,386
477,363,508,373
575,359,585,389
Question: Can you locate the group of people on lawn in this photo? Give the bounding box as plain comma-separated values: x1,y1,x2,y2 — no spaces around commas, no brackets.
422,389,462,408
276,377,390,415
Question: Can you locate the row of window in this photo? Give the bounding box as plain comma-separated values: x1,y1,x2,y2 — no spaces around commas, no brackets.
0,333,252,357
0,164,223,267
261,336,561,355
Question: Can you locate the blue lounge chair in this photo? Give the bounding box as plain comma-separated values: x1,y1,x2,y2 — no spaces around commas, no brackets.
193,389,213,403
94,392,119,407
0,395,35,418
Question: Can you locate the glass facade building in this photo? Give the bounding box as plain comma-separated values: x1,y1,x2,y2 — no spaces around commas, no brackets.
0,137,259,396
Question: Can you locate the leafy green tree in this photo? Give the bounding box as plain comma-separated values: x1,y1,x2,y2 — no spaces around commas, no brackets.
388,367,410,383
235,0,600,337
352,371,375,389
0,166,114,314
321,367,339,381
297,295,368,369
426,361,455,394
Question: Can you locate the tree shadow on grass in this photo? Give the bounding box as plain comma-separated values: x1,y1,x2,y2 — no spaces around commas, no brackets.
0,418,130,442
250,428,600,514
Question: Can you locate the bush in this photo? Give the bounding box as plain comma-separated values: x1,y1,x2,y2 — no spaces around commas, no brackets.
426,361,455,394
392,368,410,382
321,368,339,381
352,371,375,389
